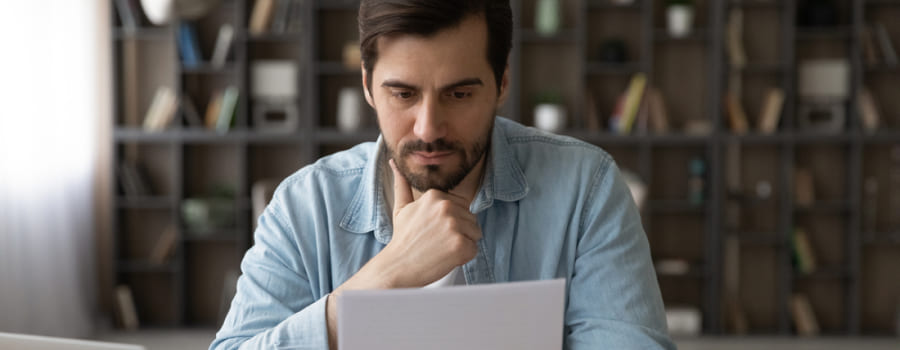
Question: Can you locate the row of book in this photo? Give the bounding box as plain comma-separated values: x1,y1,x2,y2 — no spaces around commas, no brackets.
249,0,305,35
178,22,234,68
584,73,671,135
862,22,899,68
139,86,240,132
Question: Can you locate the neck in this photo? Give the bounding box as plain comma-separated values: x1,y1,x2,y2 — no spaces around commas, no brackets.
412,152,487,204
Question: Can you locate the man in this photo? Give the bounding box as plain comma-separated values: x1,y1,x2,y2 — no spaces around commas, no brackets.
211,0,674,349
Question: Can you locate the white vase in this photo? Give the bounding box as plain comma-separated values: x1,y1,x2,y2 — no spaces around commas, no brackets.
337,87,363,133
534,104,566,133
535,0,561,37
141,0,174,25
666,5,694,38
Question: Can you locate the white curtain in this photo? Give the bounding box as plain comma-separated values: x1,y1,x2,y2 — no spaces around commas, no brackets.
0,0,107,338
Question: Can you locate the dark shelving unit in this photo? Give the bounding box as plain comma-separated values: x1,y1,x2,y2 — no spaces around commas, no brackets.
110,0,900,334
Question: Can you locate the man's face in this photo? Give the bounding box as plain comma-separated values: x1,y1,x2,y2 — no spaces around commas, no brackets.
363,15,508,192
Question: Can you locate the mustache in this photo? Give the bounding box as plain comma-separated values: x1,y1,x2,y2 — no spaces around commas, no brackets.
400,139,462,155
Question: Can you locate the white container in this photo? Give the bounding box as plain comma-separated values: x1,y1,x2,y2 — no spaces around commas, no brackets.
251,60,299,100
141,0,174,25
666,5,694,38
337,87,364,132
534,104,566,133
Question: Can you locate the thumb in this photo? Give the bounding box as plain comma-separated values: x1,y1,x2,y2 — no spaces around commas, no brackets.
390,159,414,215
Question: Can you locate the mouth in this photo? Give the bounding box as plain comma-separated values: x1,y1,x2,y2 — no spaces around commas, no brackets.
410,151,455,165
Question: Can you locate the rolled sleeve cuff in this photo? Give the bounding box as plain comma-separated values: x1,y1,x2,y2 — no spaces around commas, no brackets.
272,294,331,350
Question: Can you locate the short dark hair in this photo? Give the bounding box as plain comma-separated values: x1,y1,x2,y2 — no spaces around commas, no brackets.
358,0,513,94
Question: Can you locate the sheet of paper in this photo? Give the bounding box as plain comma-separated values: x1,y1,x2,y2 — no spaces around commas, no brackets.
338,278,565,350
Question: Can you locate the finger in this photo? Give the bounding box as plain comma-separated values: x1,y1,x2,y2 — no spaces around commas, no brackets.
390,159,414,215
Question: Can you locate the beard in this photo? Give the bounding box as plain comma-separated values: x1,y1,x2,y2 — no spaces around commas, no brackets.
385,120,493,193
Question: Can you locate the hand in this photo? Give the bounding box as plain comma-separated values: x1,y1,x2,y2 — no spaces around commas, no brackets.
374,159,482,288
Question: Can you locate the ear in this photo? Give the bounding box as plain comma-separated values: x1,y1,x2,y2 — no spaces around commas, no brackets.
362,62,375,108
496,65,510,108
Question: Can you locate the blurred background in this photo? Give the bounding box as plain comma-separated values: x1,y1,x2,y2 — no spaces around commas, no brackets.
1,0,899,349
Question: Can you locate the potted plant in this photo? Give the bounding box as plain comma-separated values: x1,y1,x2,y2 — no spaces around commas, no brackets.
666,0,694,38
533,91,567,133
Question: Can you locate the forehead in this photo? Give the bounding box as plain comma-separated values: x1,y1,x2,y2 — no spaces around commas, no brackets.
372,15,492,86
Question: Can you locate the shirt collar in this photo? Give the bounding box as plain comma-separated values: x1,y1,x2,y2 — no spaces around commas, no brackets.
339,117,529,244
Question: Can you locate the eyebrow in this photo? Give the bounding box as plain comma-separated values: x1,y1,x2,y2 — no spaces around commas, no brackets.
381,78,484,92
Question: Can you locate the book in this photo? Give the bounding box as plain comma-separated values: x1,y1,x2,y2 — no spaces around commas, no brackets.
286,0,305,33
249,0,277,35
794,168,815,208
792,228,817,275
726,8,747,69
211,24,235,68
216,86,240,133
874,22,898,67
118,162,152,197
177,22,203,67
858,87,881,133
757,88,785,134
791,294,820,336
619,73,648,134
270,0,293,34
182,94,204,128
115,0,138,29
114,285,140,330
862,26,882,67
724,91,749,134
647,87,669,134
149,226,177,264
142,87,177,131
205,90,225,129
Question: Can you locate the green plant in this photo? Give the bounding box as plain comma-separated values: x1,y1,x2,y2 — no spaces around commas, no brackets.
534,90,565,105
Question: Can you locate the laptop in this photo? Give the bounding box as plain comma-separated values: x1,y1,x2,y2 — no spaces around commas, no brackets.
0,332,145,350
338,278,566,350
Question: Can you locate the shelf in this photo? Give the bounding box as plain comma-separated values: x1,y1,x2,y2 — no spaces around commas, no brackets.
795,27,852,41
861,130,900,143
794,267,849,280
587,0,643,10
117,196,174,209
519,29,578,45
862,232,900,245
792,131,853,144
562,130,711,145
316,61,360,75
317,0,360,10
244,32,303,43
113,27,171,40
181,63,237,75
654,29,709,43
733,232,783,246
794,201,851,214
722,132,788,144
182,230,243,242
729,0,781,8
114,128,180,142
585,61,643,75
117,260,179,273
315,128,380,144
735,62,787,74
647,199,706,213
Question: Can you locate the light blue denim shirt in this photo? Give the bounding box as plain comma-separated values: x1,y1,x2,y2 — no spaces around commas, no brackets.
211,117,675,350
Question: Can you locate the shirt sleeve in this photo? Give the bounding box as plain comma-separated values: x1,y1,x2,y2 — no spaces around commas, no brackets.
565,159,676,350
210,196,331,350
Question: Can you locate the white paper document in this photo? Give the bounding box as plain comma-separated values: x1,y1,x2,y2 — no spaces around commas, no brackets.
338,278,566,350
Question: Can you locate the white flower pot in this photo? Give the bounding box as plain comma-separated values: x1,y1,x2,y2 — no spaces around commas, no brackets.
534,104,566,133
666,5,694,38
337,87,364,133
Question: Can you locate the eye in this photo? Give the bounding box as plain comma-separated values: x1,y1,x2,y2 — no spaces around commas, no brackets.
450,91,472,99
392,90,415,100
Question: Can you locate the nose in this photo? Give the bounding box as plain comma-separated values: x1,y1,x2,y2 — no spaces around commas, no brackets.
412,95,446,143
